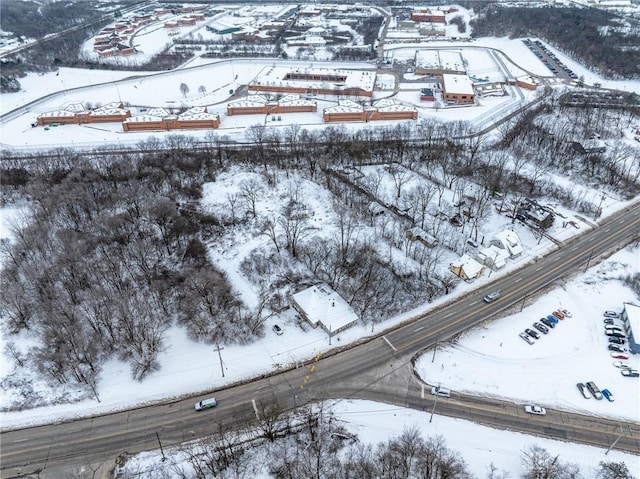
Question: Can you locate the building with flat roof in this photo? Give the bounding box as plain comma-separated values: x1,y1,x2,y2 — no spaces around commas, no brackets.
122,106,219,132
290,283,359,336
227,94,317,116
621,303,640,354
249,66,376,98
415,50,466,76
322,99,417,123
442,74,475,104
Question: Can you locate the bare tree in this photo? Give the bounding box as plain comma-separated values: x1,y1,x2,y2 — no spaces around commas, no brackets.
179,82,189,98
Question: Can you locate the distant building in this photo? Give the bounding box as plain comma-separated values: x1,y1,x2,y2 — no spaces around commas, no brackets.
621,303,640,354
442,74,475,104
415,50,466,76
226,94,317,116
37,102,131,126
122,106,220,131
290,283,359,336
420,88,435,101
411,8,446,23
322,99,417,123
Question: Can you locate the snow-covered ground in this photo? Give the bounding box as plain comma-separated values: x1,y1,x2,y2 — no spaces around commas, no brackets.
415,246,640,422
115,399,638,479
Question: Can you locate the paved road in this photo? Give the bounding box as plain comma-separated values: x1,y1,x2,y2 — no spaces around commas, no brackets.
3,203,640,478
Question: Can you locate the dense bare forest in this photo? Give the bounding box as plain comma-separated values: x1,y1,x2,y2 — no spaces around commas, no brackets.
469,5,640,79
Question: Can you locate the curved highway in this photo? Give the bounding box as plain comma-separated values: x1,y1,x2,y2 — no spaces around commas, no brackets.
3,202,639,478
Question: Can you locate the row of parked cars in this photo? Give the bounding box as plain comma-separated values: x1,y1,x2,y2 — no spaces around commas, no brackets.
576,381,614,402
602,310,630,360
519,308,570,345
522,38,578,80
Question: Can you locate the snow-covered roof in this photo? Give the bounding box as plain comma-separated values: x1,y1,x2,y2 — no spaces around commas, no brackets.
147,107,170,117
179,107,219,121
324,100,363,114
492,230,523,257
373,98,417,113
291,283,359,334
38,109,77,118
477,245,509,268
450,254,484,279
250,67,376,94
624,303,640,337
123,114,164,123
415,50,465,73
442,74,474,95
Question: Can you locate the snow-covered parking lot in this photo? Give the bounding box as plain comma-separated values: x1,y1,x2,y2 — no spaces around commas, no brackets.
416,246,640,422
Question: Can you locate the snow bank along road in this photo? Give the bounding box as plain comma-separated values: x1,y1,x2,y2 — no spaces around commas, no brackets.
2,203,640,477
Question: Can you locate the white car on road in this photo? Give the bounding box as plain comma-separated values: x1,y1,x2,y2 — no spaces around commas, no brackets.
524,405,546,415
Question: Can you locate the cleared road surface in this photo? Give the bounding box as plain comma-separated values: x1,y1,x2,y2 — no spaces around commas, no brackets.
2,203,640,478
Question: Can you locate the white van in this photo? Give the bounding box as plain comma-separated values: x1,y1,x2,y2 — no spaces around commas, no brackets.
194,397,217,411
430,386,451,398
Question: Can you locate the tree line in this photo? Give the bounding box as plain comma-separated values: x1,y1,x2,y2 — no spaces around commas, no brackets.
469,5,640,79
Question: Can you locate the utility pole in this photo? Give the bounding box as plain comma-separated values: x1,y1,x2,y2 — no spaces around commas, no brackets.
584,248,594,273
429,383,440,423
214,342,225,378
431,339,438,363
156,432,166,462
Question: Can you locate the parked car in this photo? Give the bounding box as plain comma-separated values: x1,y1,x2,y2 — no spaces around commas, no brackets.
612,361,630,369
608,337,625,345
608,344,625,353
606,331,626,339
576,382,591,399
519,332,534,345
603,318,614,325
272,324,284,335
605,326,623,333
533,322,549,334
621,369,639,378
603,310,619,318
601,389,615,402
610,352,629,360
586,381,603,400
540,317,556,329
546,315,559,324
524,405,546,415
483,291,500,303
559,308,572,318
194,397,217,411
551,310,565,320
525,328,540,340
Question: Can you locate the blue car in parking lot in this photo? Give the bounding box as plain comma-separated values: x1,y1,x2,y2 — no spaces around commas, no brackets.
602,389,615,402
546,315,559,324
